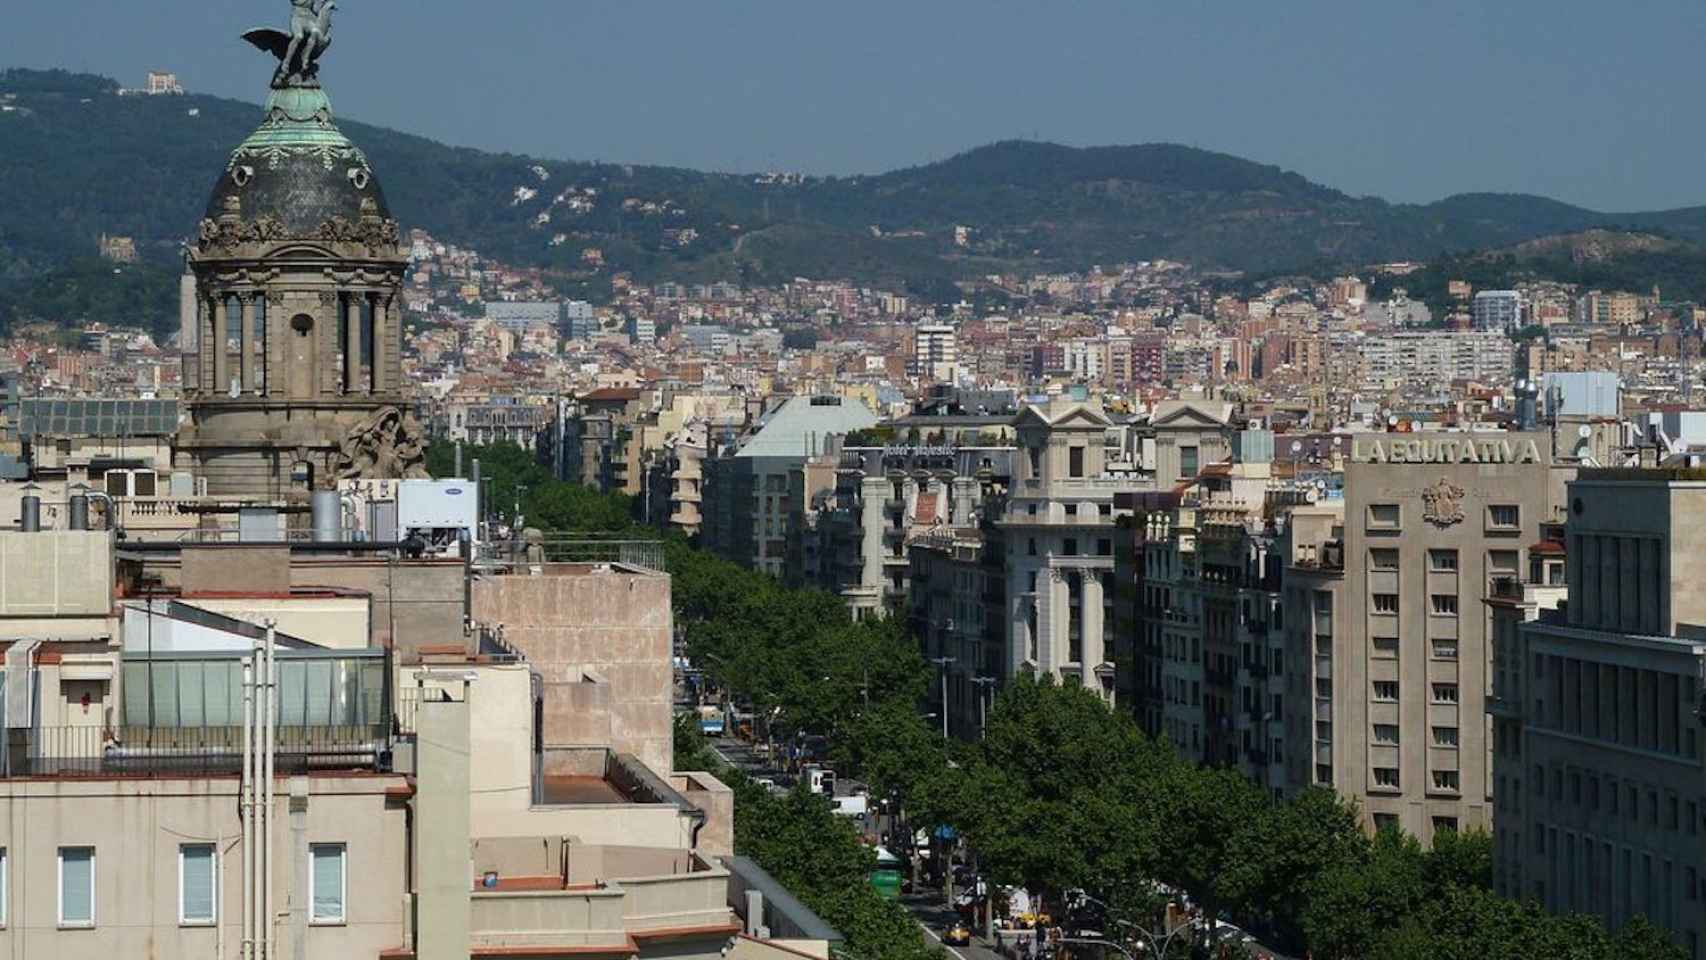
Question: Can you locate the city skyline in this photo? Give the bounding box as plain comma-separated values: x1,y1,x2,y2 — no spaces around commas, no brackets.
4,0,1706,212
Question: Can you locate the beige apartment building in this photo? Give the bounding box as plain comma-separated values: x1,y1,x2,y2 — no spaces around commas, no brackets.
1315,431,1569,843
0,525,834,960
1493,469,1706,958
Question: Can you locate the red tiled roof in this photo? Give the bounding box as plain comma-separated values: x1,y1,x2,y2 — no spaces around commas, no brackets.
582,387,643,401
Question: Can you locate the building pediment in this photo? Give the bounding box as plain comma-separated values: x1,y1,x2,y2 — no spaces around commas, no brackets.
1152,402,1231,430
1014,403,1112,432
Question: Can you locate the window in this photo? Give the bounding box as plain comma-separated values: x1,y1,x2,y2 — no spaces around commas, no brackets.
1028,447,1042,477
1432,770,1461,792
1431,639,1459,660
1430,594,1459,616
1433,726,1460,747
1488,550,1519,573
1373,813,1400,832
1429,549,1459,571
180,844,216,926
1372,767,1400,789
1369,504,1400,528
1373,681,1400,702
1432,683,1459,704
59,846,94,928
1373,724,1400,745
1068,445,1085,478
1488,504,1520,529
1315,763,1332,785
1370,549,1399,570
1372,636,1399,658
1432,816,1459,833
1180,446,1199,478
1027,537,1037,557
311,844,346,925
1064,503,1078,517
1372,593,1399,614
1062,538,1079,557
1096,538,1112,556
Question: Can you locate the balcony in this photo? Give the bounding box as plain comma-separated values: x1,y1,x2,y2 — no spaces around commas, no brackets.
468,842,735,953
5,724,389,777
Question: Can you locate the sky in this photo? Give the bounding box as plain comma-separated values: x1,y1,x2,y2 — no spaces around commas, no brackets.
5,0,1704,212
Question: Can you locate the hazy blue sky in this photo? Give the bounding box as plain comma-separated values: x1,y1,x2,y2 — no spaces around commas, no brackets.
5,1,1703,211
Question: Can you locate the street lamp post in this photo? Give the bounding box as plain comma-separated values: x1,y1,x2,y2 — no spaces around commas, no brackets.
1070,892,1190,960
930,656,955,739
970,675,996,739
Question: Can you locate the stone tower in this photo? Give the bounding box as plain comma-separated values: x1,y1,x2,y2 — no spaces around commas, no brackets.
177,8,424,499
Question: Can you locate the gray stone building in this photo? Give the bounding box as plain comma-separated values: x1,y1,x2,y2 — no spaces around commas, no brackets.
701,396,876,577
999,399,1131,701
1493,468,1706,956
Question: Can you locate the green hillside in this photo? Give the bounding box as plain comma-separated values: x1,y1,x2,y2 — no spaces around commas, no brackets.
8,66,1706,333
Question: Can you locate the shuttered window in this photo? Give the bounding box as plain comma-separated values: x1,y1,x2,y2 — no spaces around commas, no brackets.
311,844,346,924
180,844,215,924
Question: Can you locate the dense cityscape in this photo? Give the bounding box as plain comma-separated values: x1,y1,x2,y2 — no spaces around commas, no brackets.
2,4,1706,960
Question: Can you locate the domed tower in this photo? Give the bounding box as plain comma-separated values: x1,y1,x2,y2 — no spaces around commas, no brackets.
178,1,425,499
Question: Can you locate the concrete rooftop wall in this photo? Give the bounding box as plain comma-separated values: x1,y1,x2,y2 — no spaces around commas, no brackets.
472,568,673,774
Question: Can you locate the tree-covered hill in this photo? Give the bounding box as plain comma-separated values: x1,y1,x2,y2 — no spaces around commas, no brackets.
9,66,1706,314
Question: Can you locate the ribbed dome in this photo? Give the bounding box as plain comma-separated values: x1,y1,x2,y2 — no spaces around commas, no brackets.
204,86,390,238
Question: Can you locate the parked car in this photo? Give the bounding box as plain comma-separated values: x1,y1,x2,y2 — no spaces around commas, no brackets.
943,922,972,946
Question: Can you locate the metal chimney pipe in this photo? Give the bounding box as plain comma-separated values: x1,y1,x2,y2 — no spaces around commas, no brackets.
454,440,463,478
19,491,39,532
68,488,89,531
310,490,342,542
471,458,483,537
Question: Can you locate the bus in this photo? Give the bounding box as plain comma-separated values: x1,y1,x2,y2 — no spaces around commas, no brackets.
697,705,725,736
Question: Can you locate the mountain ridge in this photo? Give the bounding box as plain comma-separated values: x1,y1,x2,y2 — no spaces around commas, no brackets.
7,67,1706,302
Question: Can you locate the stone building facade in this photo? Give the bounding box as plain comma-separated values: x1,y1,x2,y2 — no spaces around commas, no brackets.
177,84,422,498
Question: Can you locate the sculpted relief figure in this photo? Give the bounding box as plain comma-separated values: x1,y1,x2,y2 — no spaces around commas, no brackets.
333,407,430,482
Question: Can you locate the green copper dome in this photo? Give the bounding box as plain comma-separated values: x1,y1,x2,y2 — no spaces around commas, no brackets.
203,85,392,239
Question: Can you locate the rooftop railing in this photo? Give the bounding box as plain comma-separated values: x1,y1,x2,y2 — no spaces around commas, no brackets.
4,724,390,777
477,538,666,574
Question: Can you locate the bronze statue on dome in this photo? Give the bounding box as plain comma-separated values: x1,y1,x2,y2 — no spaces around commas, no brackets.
242,0,337,89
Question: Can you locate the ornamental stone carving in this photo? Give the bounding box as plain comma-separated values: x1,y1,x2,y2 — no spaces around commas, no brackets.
195,213,290,252
332,406,429,482
1421,477,1467,527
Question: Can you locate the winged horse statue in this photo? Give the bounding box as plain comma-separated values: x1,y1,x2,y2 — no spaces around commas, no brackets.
242,0,337,88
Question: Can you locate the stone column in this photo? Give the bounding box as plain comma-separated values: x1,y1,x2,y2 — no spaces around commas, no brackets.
344,292,363,394
1081,569,1105,669
372,293,391,393
212,295,231,394
387,293,404,394
238,293,255,394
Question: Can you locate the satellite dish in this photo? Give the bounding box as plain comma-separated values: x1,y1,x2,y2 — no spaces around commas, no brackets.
1290,441,1304,454
1578,424,1592,439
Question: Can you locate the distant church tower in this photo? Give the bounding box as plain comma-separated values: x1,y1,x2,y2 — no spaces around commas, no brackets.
178,7,424,498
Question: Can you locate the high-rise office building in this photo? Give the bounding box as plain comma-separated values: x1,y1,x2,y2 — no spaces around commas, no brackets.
911,324,958,380
1472,290,1524,331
